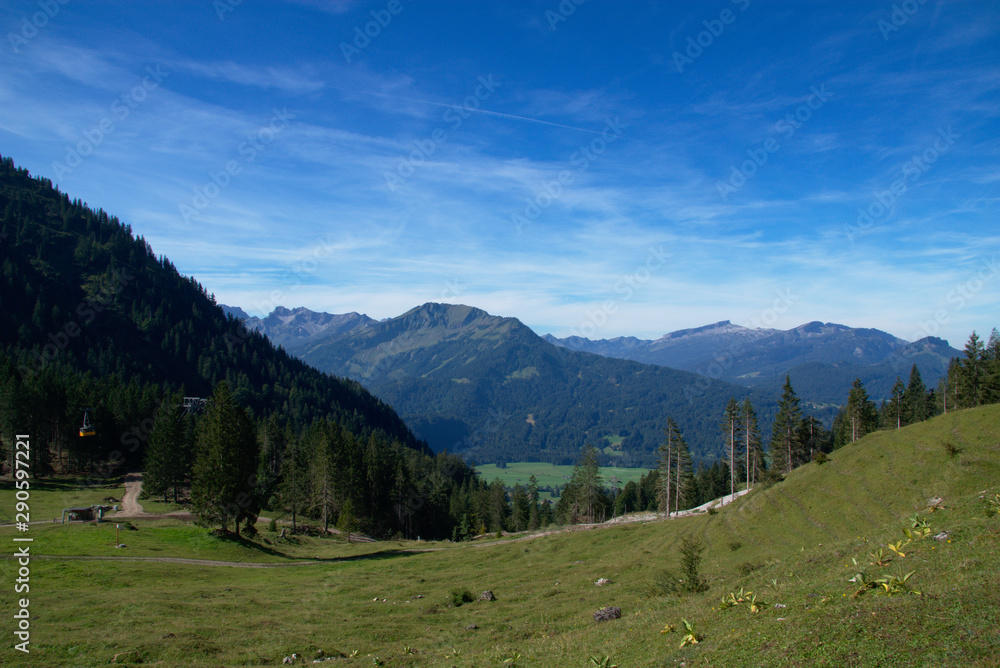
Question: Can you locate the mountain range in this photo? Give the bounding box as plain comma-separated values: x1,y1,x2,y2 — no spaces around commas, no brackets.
545,320,959,404
224,303,778,466
221,304,961,465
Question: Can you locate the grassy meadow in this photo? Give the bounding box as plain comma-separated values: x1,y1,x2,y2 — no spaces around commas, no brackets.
1,405,999,666
475,462,649,500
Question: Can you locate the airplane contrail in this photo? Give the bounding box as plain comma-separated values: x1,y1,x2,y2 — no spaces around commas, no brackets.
331,85,613,136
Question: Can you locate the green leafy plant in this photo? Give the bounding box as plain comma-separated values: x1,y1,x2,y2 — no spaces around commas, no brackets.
500,650,521,666
589,655,618,667
876,570,920,596
719,587,751,610
748,592,766,613
850,571,878,598
903,525,931,540
887,540,909,558
869,548,892,566
660,623,676,634
904,515,932,540
679,619,703,648
987,493,1000,515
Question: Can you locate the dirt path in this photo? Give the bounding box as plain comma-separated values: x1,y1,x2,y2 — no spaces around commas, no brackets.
115,472,144,516
109,472,194,521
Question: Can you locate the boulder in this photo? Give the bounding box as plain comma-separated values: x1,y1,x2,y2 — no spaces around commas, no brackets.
594,606,622,622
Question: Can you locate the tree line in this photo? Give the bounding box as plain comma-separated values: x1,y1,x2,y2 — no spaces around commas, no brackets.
542,327,1000,527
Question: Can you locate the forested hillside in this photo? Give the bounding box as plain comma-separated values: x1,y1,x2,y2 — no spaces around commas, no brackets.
0,155,478,538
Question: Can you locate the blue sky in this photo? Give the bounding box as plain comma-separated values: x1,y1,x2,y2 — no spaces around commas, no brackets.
1,1,998,347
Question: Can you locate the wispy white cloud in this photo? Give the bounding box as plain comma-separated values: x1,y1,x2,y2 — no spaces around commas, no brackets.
172,60,325,94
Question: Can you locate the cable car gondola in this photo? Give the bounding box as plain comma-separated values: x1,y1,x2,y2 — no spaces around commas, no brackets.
79,409,96,437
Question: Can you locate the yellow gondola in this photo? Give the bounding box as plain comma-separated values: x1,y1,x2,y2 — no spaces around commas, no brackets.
79,409,96,437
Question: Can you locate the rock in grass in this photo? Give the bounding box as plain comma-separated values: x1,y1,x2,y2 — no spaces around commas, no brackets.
594,606,622,622
479,590,496,602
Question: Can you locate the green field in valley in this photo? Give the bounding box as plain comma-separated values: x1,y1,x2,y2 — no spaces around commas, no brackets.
474,462,651,499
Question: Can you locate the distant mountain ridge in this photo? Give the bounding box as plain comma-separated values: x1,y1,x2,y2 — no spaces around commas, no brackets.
220,305,374,348
223,301,963,420
223,303,783,466
544,319,960,400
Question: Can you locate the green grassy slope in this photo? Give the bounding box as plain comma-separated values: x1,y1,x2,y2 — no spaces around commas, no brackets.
1,405,998,666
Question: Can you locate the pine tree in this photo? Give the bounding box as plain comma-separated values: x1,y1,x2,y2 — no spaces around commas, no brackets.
337,498,357,543
958,332,985,407
614,480,638,517
741,398,764,489
257,413,287,504
527,474,540,530
770,375,803,474
902,364,929,424
486,478,508,533
565,443,604,523
797,414,827,461
191,381,260,536
143,392,186,503
279,430,309,532
845,378,877,442
658,419,681,515
671,432,694,514
886,377,906,429
985,328,1000,404
307,419,338,532
721,398,741,503
510,483,529,532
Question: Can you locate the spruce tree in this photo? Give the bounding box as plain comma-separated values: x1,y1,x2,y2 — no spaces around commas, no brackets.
527,474,540,530
985,328,1000,404
958,331,985,407
144,392,186,503
567,443,603,523
798,415,828,461
845,378,877,442
770,375,803,474
902,364,928,424
886,377,906,429
671,430,694,514
721,398,741,503
658,418,680,515
191,381,260,536
741,398,764,489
